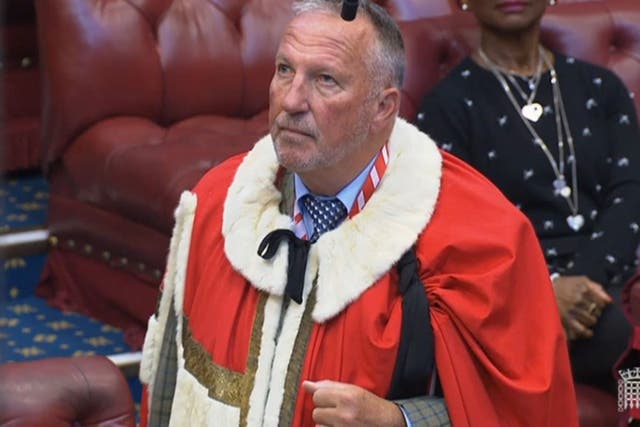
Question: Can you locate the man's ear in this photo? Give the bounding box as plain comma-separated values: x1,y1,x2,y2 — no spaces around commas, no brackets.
372,87,401,128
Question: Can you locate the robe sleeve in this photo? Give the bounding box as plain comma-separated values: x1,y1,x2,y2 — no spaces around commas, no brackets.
419,153,578,426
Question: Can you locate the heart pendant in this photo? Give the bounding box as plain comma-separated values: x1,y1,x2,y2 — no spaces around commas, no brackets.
521,103,543,122
566,214,584,231
553,178,566,190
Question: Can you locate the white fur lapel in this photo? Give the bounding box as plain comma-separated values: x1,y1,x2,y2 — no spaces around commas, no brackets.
222,117,442,322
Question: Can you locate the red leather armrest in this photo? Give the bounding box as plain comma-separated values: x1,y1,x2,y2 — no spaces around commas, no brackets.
0,355,136,427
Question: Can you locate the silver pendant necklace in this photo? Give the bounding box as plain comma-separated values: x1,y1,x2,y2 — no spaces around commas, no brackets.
479,46,544,122
478,46,583,232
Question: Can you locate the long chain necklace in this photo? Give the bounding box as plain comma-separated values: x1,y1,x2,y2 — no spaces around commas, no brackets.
507,59,543,121
478,46,584,232
480,46,544,122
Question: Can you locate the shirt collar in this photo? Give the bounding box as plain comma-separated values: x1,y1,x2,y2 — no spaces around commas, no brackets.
294,154,377,213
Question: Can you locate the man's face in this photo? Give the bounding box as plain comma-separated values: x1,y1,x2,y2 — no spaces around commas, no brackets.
467,0,547,33
268,11,379,177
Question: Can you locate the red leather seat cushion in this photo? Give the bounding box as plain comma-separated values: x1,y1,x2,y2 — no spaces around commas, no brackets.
64,111,270,233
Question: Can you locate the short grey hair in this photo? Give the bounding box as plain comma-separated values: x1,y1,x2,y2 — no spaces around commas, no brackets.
292,0,405,90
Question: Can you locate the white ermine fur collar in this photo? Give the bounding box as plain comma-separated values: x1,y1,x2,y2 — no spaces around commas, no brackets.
222,117,442,322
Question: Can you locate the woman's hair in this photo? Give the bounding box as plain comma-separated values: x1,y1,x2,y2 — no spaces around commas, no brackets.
292,0,405,90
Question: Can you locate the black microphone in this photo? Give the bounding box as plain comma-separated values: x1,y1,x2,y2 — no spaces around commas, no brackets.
341,0,359,21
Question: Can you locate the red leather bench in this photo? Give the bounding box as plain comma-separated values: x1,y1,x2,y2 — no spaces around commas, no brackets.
34,1,639,424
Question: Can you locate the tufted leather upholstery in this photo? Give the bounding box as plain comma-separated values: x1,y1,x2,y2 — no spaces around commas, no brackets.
36,0,639,343
34,0,467,349
34,1,638,424
1,0,41,173
399,0,640,121
0,355,136,427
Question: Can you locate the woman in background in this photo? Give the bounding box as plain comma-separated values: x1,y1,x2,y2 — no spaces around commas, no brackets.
418,0,640,394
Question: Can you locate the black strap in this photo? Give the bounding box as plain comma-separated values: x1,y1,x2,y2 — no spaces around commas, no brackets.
387,247,436,400
257,232,435,396
258,229,311,304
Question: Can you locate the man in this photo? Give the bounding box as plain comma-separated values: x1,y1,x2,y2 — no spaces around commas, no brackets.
139,0,578,425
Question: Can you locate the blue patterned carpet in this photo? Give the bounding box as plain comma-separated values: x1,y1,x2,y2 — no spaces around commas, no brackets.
1,172,142,414
1,294,130,362
0,173,49,233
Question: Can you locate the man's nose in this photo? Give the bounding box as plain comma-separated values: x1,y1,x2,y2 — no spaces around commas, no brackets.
281,77,309,113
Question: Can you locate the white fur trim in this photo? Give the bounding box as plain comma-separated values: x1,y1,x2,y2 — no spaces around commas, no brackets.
245,296,281,426
171,193,198,372
246,290,313,425
170,292,310,426
222,136,293,296
169,367,241,426
140,191,198,406
139,314,158,384
262,293,311,426
312,119,442,321
171,192,197,319
222,118,442,322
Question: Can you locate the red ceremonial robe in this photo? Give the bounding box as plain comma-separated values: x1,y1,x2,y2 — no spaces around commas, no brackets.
139,118,578,426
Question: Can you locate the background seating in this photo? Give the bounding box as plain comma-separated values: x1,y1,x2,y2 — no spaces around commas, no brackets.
31,0,466,350
31,0,640,424
1,0,41,173
0,355,136,427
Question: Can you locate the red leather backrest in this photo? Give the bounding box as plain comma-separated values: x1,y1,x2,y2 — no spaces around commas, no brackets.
35,0,459,168
377,0,457,20
2,0,40,120
37,0,640,167
542,0,640,113
399,0,640,120
36,0,290,167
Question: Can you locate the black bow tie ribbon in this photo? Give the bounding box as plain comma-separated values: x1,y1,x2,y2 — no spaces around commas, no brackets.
257,229,311,304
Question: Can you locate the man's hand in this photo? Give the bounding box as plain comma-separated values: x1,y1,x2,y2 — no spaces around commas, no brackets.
303,380,406,427
552,275,611,341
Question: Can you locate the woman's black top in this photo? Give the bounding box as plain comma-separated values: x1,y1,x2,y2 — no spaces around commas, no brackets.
418,53,640,287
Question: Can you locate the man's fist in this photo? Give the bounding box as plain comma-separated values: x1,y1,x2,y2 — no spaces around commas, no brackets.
303,380,406,427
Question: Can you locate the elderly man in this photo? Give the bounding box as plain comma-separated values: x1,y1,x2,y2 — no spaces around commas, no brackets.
139,0,578,425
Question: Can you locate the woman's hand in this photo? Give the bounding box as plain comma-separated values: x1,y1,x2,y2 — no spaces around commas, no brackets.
552,275,612,341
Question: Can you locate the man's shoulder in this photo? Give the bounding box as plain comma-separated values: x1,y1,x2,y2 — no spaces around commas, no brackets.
439,150,504,196
182,152,250,250
417,150,541,275
192,151,249,197
435,150,530,227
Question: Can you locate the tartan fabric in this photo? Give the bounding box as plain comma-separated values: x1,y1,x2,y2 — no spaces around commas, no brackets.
397,396,451,427
148,307,178,427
